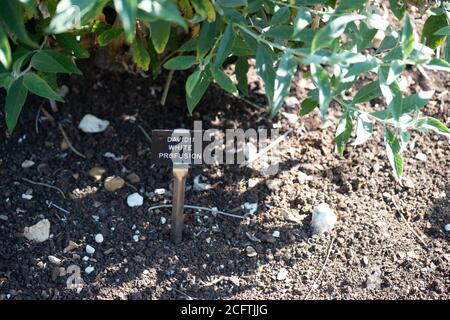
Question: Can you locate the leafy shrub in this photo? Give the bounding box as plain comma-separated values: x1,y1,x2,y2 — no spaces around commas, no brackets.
1,0,450,181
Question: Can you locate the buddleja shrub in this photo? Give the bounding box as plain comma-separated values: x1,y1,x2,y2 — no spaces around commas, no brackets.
1,0,449,181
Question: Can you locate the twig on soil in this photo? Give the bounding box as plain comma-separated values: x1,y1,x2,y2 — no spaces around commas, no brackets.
171,287,195,300
40,105,56,125
137,124,152,144
58,123,87,159
239,128,293,167
35,104,42,134
161,69,174,106
304,237,335,300
391,197,429,249
21,177,66,199
148,204,246,220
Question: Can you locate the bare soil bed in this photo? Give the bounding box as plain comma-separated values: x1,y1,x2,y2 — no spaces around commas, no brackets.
0,58,449,300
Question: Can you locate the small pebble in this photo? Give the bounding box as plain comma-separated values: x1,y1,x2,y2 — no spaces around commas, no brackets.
21,160,35,169
160,217,167,225
415,152,427,162
85,245,95,254
21,194,33,200
127,193,144,207
245,246,258,257
82,256,89,262
311,203,337,235
48,255,62,265
104,176,125,192
95,234,104,244
154,188,166,195
78,114,109,133
444,224,450,232
133,235,139,242
276,268,288,281
272,230,280,238
85,265,95,274
284,96,299,109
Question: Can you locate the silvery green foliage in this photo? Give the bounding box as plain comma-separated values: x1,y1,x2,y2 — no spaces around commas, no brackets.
1,0,449,181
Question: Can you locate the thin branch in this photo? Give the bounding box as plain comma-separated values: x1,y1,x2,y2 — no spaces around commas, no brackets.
147,204,246,220
21,177,66,199
58,123,86,159
137,124,152,143
304,237,335,300
161,69,174,106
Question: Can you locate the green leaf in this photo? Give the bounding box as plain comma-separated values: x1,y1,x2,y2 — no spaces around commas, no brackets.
12,51,34,74
186,68,202,96
31,50,82,74
22,72,64,102
191,0,216,22
0,24,12,70
5,77,28,134
55,33,90,58
421,14,448,49
384,126,403,180
389,0,406,20
164,56,196,70
217,0,247,7
310,63,331,119
299,98,317,116
351,113,373,146
424,58,450,72
416,117,450,136
0,0,38,48
336,0,367,12
272,50,297,118
353,80,381,104
138,0,187,31
444,36,450,63
402,90,434,114
401,15,414,57
386,60,405,85
311,14,366,51
114,0,137,43
293,7,312,38
98,28,124,47
271,7,291,26
132,39,150,71
232,37,254,56
186,70,210,114
214,24,236,67
346,57,378,78
0,72,13,89
210,66,238,96
256,44,276,106
335,113,353,156
197,20,219,59
435,26,450,36
235,56,249,96
150,20,171,54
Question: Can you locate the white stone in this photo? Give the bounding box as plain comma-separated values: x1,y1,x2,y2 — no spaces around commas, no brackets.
160,217,167,225
415,152,427,161
244,142,258,161
95,234,104,244
133,235,139,242
248,178,259,188
272,230,280,238
193,175,212,191
311,203,337,235
284,96,299,109
23,219,50,242
48,255,62,265
127,193,143,207
266,179,282,191
297,171,312,184
242,202,258,215
444,224,450,232
21,160,35,169
277,268,288,281
82,256,89,262
21,194,33,200
281,112,298,125
85,266,95,274
154,188,166,195
78,114,109,133
85,245,95,254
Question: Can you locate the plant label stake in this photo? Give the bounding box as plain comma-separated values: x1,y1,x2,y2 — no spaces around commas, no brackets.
152,129,203,243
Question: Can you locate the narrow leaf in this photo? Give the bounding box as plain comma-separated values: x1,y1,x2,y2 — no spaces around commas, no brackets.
272,50,297,118
235,56,249,96
5,77,28,134
310,63,331,119
163,56,196,70
23,72,64,102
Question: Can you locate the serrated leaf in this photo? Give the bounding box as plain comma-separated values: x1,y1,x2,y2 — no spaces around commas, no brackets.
150,20,171,54
293,7,311,38
416,117,450,136
235,56,249,96
22,72,64,102
210,66,238,96
55,33,90,58
351,113,373,146
186,70,210,114
272,50,297,118
98,28,124,47
31,50,81,74
421,14,448,49
132,39,150,71
0,24,12,70
299,98,317,116
256,44,276,106
310,63,331,119
335,113,353,156
0,0,38,48
389,0,406,20
384,126,403,180
114,0,137,43
164,56,196,70
353,80,381,104
214,24,236,67
5,77,28,134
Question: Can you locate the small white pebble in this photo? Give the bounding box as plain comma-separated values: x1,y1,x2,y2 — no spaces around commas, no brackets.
85,265,95,274
21,194,33,200
82,256,89,262
160,217,167,224
311,203,337,235
444,224,450,232
127,193,143,207
95,234,104,244
415,152,427,161
21,160,35,169
154,188,166,195
133,235,139,242
272,230,280,238
85,245,95,254
206,237,211,244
